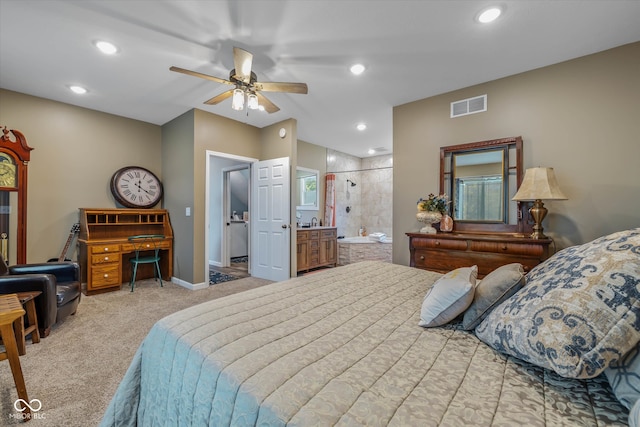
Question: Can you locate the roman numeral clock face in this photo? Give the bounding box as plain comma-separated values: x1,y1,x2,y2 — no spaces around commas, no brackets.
110,166,163,209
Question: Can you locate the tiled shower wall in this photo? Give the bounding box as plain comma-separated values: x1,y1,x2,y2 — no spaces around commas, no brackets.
326,149,393,238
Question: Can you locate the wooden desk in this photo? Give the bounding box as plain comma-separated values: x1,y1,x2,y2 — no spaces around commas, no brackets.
78,208,174,295
0,294,30,418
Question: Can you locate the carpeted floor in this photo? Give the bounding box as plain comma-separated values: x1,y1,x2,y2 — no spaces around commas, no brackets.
0,276,272,426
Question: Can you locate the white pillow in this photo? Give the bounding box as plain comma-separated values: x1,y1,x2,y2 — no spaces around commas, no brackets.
419,266,477,328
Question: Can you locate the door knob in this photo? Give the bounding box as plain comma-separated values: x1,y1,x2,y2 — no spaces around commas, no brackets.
281,224,289,229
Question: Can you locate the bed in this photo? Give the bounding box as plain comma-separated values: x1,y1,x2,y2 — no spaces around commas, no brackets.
101,228,640,426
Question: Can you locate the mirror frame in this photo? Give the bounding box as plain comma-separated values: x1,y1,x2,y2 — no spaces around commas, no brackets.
440,136,528,234
295,166,319,211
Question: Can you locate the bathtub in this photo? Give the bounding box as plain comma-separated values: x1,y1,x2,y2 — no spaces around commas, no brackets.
337,236,392,265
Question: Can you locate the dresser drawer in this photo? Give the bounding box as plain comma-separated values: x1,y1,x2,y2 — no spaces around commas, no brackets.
413,249,478,274
91,264,120,288
411,238,467,251
297,231,309,241
91,244,120,254
470,241,546,257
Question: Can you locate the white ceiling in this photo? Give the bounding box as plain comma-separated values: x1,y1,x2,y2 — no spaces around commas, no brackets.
1,0,639,158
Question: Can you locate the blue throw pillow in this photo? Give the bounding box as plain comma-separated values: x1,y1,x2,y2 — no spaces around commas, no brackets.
476,228,640,378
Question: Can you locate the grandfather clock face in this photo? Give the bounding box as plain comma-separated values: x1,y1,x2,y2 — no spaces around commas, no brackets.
0,152,17,189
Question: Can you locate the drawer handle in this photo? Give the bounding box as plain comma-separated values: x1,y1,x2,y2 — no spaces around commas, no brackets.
420,255,425,260
435,241,440,246
104,256,109,261
104,247,109,251
146,244,151,248
501,245,508,251
103,274,109,278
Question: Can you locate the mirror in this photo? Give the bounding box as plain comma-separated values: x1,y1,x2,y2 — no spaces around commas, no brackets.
296,167,319,211
453,148,506,222
440,136,527,234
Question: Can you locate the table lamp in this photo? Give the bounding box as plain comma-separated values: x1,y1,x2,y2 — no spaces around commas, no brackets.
512,167,567,239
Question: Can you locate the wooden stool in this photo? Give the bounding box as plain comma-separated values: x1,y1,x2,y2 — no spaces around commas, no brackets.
0,293,31,419
15,291,41,356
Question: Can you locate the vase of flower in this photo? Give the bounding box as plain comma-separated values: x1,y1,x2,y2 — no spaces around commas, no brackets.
416,193,449,234
416,211,442,233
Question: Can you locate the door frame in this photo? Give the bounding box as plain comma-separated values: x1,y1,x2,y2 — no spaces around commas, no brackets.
205,150,257,283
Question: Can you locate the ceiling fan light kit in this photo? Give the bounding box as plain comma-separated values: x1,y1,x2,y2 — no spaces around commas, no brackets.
171,47,307,114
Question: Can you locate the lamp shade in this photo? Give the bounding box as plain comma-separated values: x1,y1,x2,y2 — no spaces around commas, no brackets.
512,167,567,201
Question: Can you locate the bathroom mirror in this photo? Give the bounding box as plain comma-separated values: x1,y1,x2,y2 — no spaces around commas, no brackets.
296,167,319,211
440,136,527,233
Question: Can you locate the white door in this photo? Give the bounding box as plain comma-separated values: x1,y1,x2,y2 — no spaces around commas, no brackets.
251,157,290,281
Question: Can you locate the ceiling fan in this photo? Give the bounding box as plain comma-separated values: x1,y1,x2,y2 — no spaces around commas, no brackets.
170,47,308,114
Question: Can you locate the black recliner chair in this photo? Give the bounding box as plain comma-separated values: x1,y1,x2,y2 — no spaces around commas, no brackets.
0,254,81,337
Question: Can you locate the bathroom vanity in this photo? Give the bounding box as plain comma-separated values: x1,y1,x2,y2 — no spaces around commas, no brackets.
296,227,337,273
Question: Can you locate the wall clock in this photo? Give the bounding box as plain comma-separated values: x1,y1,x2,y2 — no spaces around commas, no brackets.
110,166,163,209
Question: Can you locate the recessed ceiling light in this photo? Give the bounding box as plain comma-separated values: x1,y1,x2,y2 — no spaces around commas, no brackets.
94,40,118,55
368,149,376,155
356,123,367,131
477,7,502,23
350,64,366,75
69,85,87,94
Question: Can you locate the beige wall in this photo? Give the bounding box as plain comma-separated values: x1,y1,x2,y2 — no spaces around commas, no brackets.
0,89,161,264
191,109,262,284
161,110,195,282
393,42,640,266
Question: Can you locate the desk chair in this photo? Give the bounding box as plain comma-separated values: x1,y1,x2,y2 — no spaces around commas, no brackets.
128,235,164,292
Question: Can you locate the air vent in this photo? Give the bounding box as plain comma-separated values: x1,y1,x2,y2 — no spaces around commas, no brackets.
450,94,487,118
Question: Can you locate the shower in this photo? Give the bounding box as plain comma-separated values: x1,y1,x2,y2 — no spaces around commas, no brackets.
347,179,357,187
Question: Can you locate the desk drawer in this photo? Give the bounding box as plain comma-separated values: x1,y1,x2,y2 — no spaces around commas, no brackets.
121,240,170,253
91,264,120,288
91,244,120,254
92,253,119,264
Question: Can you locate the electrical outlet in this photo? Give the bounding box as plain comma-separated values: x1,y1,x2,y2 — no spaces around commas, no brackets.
186,207,191,216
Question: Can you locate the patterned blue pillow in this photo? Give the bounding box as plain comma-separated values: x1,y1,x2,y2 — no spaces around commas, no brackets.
605,343,640,410
476,228,640,379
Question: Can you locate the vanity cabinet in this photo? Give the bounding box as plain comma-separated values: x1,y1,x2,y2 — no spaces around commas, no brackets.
407,232,552,278
297,228,337,273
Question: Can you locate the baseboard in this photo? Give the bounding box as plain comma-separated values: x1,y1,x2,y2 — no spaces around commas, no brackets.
171,277,209,291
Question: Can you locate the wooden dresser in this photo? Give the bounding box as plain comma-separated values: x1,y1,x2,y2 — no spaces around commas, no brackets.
297,227,337,273
407,232,552,278
78,208,174,295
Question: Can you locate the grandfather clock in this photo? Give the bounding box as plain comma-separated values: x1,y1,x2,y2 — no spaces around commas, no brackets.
0,127,34,264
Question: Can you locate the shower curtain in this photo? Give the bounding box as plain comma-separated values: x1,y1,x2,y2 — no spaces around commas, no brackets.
324,173,336,227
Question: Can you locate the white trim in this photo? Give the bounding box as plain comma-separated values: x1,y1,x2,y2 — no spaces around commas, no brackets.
171,277,209,291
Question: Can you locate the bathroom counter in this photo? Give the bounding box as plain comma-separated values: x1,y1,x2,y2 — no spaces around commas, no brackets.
296,225,335,230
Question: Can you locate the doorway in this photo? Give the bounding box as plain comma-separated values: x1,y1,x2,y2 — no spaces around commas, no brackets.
205,151,256,284
205,151,292,284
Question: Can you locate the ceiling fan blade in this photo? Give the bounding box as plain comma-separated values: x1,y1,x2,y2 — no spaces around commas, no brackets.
204,89,234,105
170,66,234,86
233,47,253,84
256,93,280,113
254,81,308,94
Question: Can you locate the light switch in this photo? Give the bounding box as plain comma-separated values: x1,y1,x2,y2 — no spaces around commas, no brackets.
186,207,191,216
